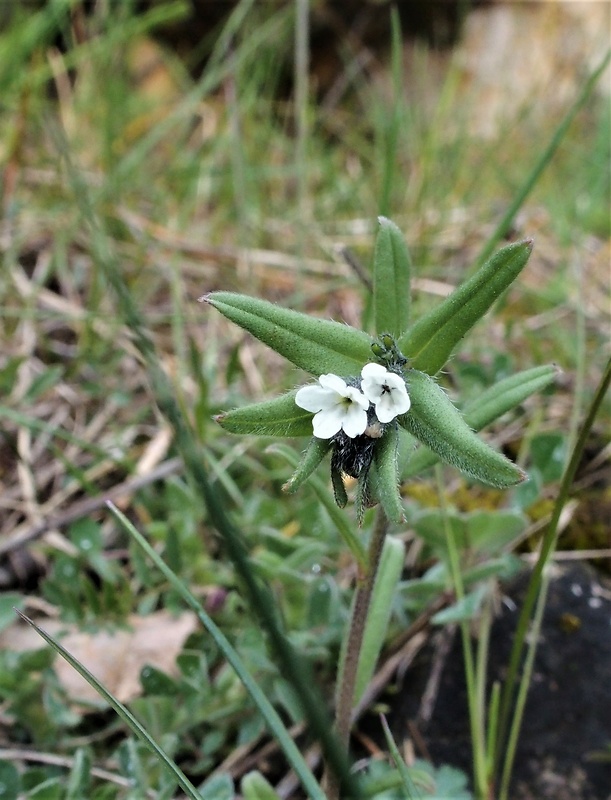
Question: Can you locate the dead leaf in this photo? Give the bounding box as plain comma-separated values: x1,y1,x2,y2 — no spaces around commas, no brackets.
0,610,198,707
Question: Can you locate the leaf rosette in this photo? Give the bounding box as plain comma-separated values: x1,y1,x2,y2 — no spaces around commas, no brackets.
203,218,553,521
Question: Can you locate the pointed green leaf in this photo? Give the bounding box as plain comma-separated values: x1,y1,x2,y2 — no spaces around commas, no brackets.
354,536,406,704
372,423,405,524
398,239,533,374
202,292,373,376
282,437,332,493
465,364,559,430
241,771,282,800
215,391,313,437
373,216,411,337
399,370,527,488
402,365,557,479
269,444,367,568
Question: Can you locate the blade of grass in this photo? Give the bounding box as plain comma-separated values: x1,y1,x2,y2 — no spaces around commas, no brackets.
495,355,611,793
379,715,419,799
107,502,326,800
477,48,611,265
51,124,362,800
15,609,203,800
378,6,403,217
435,465,487,797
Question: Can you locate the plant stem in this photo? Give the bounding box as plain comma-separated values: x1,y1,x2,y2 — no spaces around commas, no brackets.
324,507,389,799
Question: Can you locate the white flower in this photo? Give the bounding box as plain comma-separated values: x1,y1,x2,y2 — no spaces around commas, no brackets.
360,362,410,423
295,374,369,439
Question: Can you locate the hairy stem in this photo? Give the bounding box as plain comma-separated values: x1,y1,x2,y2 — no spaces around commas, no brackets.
324,508,389,799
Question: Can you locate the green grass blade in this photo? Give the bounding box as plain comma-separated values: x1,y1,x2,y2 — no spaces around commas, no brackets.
477,48,611,265
51,129,361,798
379,715,419,799
15,609,203,800
107,503,326,800
495,355,611,793
377,6,403,217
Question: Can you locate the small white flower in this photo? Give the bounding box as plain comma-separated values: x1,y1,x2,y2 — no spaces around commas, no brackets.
295,373,369,439
360,362,410,423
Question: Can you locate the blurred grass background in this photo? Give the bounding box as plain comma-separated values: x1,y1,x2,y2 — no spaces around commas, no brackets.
0,0,609,796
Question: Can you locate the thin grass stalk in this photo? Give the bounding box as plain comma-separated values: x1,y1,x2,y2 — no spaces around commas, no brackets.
108,503,326,800
496,356,611,798
477,48,611,266
294,0,310,251
378,6,403,217
16,610,204,800
52,125,363,800
485,681,501,780
475,593,493,796
435,466,488,797
225,48,250,247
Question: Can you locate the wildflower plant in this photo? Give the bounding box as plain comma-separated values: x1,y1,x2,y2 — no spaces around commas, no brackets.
203,218,558,798
203,218,553,524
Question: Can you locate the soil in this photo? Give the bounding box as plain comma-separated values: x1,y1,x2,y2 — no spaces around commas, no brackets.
387,562,611,800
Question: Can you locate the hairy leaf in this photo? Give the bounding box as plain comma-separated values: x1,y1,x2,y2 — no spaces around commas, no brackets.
373,216,411,338
402,365,558,479
215,391,313,437
398,239,533,374
399,370,526,488
282,437,332,493
203,292,373,376
372,423,405,524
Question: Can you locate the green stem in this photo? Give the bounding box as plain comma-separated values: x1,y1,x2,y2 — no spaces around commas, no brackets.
496,356,611,797
325,508,389,800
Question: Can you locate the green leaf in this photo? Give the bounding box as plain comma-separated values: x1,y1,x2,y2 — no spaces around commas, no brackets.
215,391,313,437
402,365,556,480
202,292,373,376
373,216,411,338
269,444,367,569
66,747,92,800
432,585,487,624
0,761,20,800
464,365,559,431
398,239,533,374
399,370,526,488
354,536,405,704
372,424,405,524
241,772,282,800
282,437,332,493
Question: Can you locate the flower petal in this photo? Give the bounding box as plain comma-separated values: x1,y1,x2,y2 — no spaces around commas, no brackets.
345,384,370,410
295,384,336,412
318,373,349,394
361,362,388,380
312,407,344,438
341,404,369,437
